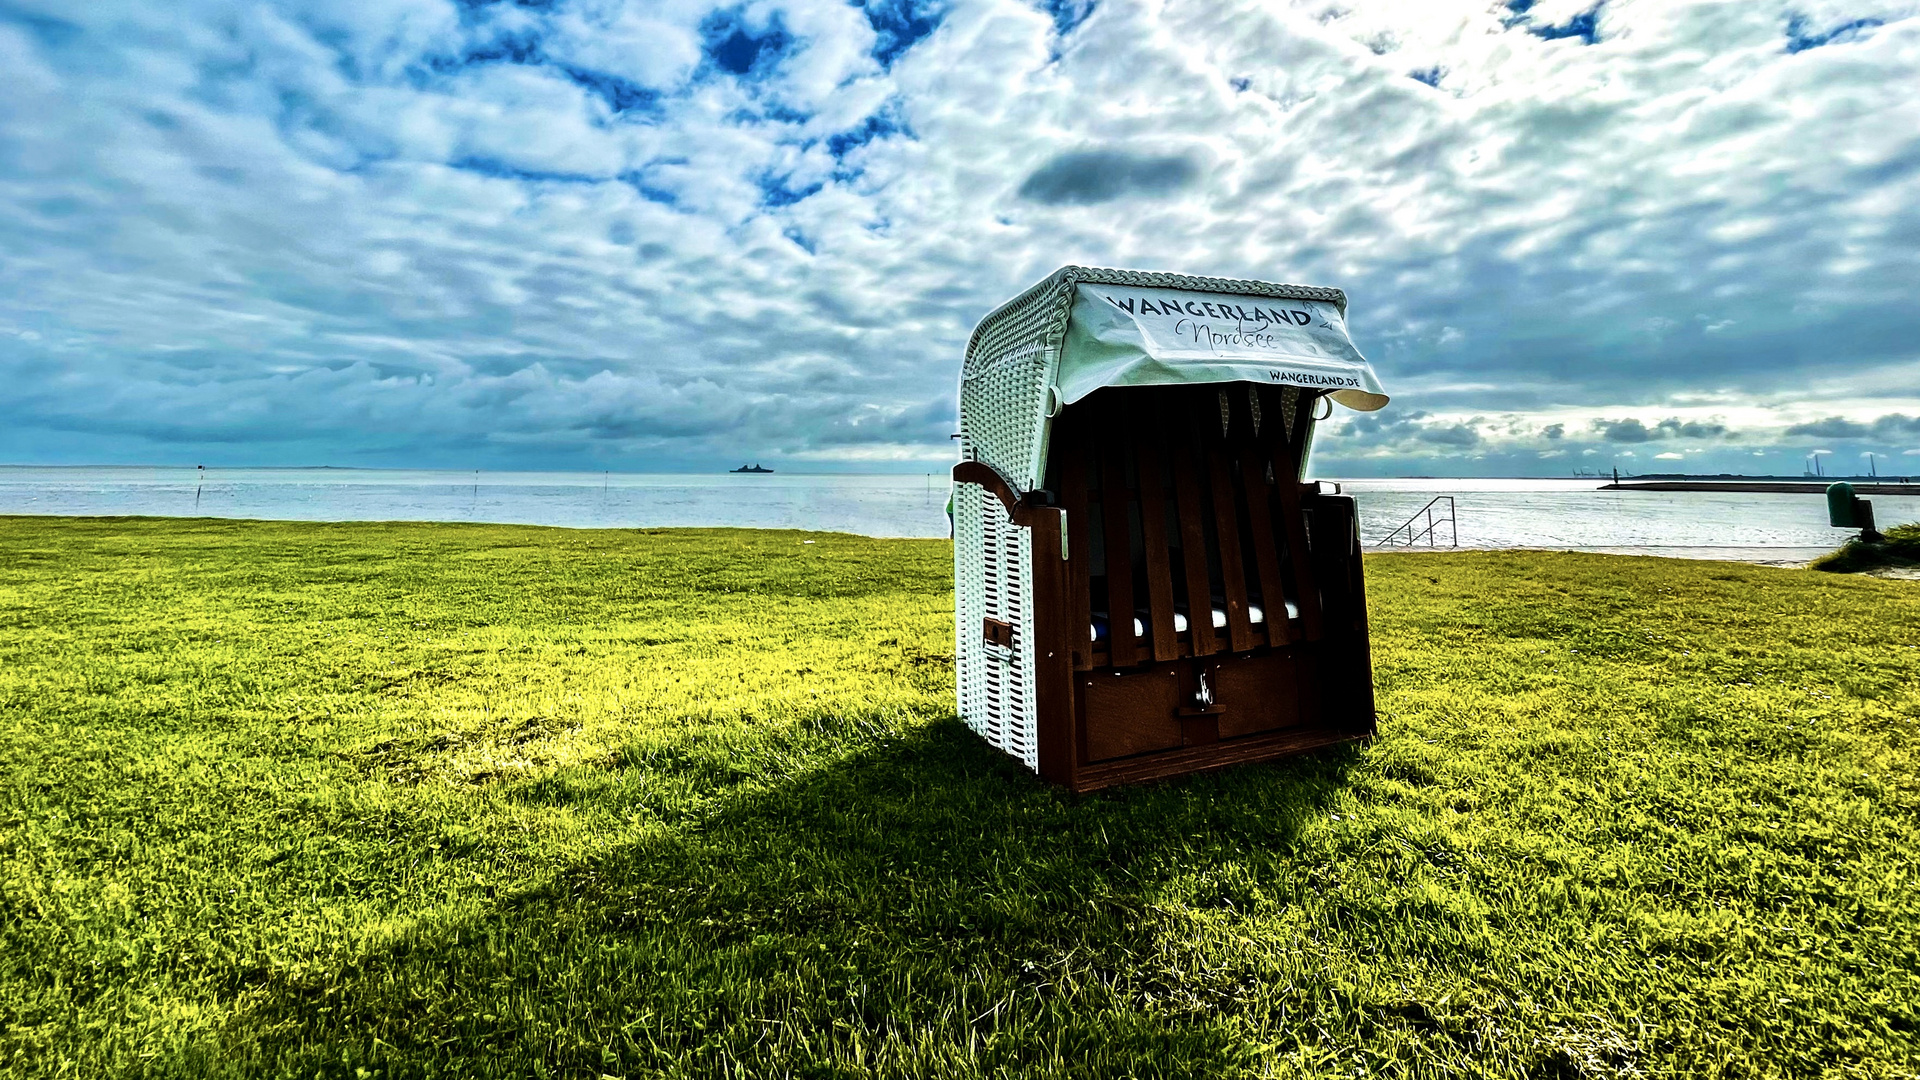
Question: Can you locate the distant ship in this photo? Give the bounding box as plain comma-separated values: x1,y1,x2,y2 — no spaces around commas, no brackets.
730,463,773,473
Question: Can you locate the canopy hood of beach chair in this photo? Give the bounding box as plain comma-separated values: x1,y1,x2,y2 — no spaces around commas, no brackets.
1054,280,1388,413
959,266,1388,491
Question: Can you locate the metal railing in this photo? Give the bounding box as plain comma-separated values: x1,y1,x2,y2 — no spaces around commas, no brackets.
1376,495,1457,548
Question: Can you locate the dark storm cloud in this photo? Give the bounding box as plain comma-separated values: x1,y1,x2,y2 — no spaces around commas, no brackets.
1016,149,1201,206
1592,418,1732,442
1786,413,1920,438
1416,422,1481,447
1786,416,1870,438
1594,418,1656,443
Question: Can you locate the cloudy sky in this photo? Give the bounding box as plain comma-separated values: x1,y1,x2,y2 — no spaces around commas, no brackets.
2,0,1917,476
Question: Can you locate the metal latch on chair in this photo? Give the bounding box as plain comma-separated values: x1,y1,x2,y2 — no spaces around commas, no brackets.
982,618,1014,649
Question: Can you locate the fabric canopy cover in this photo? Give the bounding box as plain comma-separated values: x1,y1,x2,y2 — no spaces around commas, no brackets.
1056,283,1389,412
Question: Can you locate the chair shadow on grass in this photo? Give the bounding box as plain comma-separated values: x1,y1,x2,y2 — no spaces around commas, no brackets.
230,716,1359,1078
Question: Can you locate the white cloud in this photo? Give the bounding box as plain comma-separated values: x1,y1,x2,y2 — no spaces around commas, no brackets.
1,0,1918,473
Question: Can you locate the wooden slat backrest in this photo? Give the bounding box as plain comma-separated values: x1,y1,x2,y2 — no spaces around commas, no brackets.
1167,428,1219,658
1051,382,1328,671
1198,391,1258,652
1268,390,1324,641
1236,395,1295,647
1129,398,1180,663
1096,402,1138,665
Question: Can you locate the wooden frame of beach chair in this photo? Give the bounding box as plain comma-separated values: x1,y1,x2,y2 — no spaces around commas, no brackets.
953,266,1386,792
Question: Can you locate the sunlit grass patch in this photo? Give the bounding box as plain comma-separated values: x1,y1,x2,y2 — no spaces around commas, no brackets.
1,518,1915,1078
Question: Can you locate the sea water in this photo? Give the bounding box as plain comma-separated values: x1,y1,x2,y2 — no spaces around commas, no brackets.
2,466,1906,562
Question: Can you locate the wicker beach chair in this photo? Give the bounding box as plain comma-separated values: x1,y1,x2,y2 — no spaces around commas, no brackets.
953,266,1391,791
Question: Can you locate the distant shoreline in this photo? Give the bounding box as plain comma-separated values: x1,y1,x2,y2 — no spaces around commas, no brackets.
1603,480,1920,495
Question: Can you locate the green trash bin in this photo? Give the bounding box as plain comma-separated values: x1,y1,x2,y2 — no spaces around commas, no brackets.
1827,482,1857,528
1827,481,1878,537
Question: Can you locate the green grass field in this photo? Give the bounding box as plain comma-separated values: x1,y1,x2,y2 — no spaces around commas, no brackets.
2,517,1916,1079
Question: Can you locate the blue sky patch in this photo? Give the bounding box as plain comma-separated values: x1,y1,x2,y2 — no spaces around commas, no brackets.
415,23,659,120
423,28,545,72
450,156,601,184
758,172,824,207
1785,13,1885,53
861,0,943,68
703,9,794,76
1411,66,1444,88
826,108,906,159
560,65,659,116
1536,6,1602,44
1522,3,1603,44
0,3,82,47
1041,0,1096,39
617,171,681,207
1502,0,1603,45
726,103,813,130
452,0,560,13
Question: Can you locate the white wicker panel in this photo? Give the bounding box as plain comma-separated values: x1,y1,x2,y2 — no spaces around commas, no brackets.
952,481,1039,772
959,344,1051,491
982,493,1039,770
953,481,986,743
1004,515,1039,771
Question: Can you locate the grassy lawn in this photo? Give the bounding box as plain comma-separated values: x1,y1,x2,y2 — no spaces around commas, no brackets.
1,517,1916,1079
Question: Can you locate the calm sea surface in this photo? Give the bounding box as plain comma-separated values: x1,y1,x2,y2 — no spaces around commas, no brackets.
3,466,1910,562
